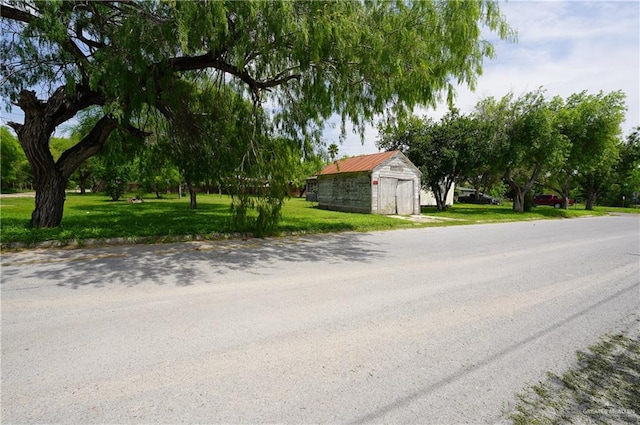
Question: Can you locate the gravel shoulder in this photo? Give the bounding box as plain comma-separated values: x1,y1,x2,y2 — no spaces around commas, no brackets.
507,314,640,424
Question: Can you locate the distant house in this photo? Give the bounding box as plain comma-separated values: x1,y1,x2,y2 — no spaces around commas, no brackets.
313,151,422,215
419,185,455,207
305,176,318,202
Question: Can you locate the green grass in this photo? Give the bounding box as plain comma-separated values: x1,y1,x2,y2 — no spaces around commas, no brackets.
421,202,613,222
0,193,636,249
0,193,419,248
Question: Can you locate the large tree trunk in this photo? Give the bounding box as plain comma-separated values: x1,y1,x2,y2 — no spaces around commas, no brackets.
17,114,117,227
512,188,525,212
32,172,67,228
431,183,445,212
431,179,453,212
504,174,525,213
504,164,541,214
559,181,571,210
8,87,112,228
8,94,65,228
561,194,570,209
581,173,603,211
186,180,197,209
77,168,91,195
585,191,598,210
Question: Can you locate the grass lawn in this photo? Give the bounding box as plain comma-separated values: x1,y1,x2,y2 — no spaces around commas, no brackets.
0,192,635,249
0,193,417,248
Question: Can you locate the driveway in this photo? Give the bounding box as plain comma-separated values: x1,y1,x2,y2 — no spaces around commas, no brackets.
1,215,639,423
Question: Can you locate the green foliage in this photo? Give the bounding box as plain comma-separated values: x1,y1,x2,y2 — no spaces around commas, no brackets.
484,181,508,199
0,126,28,191
227,134,324,235
569,92,626,209
0,195,415,247
48,135,86,190
2,0,515,135
290,150,325,193
544,91,627,209
378,109,487,211
49,136,77,161
610,127,640,206
563,91,626,174
229,135,304,236
100,169,129,201
92,152,133,202
1,0,514,227
85,123,140,201
474,90,570,212
2,194,625,248
150,80,296,224
156,82,261,190
328,144,339,162
134,146,181,199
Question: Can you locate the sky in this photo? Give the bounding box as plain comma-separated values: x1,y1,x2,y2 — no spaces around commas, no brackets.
329,0,640,157
2,0,638,156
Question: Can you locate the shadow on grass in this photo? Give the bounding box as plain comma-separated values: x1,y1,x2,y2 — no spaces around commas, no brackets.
2,199,235,245
1,232,385,290
2,195,399,245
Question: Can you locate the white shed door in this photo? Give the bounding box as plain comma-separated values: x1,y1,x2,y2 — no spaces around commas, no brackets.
378,178,414,214
396,180,414,215
378,178,397,214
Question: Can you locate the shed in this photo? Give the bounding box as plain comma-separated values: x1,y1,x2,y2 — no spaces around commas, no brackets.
316,151,422,215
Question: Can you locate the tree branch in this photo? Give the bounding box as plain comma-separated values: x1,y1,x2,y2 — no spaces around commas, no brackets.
7,121,22,133
120,122,152,140
58,113,151,180
46,85,105,130
0,4,35,24
11,86,105,139
58,115,119,178
2,3,90,77
74,23,105,49
167,51,301,91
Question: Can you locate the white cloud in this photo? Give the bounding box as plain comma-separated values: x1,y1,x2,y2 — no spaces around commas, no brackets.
338,0,640,156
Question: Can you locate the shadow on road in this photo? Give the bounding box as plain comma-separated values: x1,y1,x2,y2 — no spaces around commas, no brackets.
2,233,385,290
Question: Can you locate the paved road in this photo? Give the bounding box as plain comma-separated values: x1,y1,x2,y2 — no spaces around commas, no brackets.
2,215,639,424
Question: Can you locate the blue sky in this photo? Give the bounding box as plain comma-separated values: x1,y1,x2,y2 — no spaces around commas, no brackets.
332,0,640,157
2,1,638,157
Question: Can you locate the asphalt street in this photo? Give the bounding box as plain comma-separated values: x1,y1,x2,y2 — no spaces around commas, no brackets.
1,215,639,424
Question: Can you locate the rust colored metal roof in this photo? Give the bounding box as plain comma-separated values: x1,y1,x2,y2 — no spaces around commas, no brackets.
318,151,399,175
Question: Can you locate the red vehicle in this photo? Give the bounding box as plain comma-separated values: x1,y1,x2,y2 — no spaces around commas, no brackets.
533,194,575,208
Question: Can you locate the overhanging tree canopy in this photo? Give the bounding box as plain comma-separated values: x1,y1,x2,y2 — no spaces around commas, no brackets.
1,0,514,228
